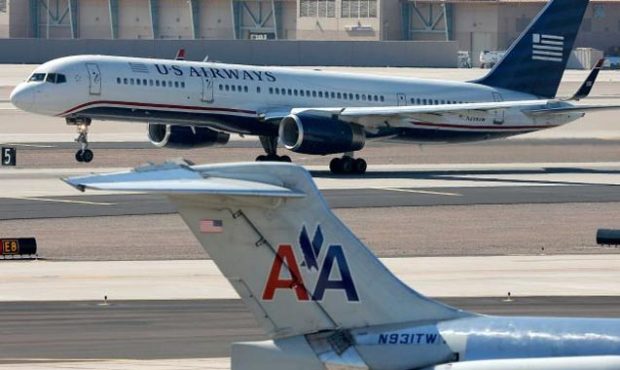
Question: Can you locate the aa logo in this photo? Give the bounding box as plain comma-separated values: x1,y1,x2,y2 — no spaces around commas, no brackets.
262,225,359,302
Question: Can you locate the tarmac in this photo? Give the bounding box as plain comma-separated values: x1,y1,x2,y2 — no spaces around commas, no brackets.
1,297,619,364
1,66,620,369
1,256,620,302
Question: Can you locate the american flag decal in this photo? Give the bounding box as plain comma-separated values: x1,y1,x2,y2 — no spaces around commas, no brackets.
200,219,223,233
532,33,564,63
129,62,150,74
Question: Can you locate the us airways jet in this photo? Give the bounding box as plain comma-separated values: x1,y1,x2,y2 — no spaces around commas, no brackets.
10,0,618,174
66,160,620,370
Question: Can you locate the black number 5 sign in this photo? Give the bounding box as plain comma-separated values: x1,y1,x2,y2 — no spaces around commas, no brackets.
2,147,16,166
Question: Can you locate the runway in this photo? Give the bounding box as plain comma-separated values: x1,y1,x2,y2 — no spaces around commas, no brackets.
3,184,620,220
1,66,620,369
1,297,619,362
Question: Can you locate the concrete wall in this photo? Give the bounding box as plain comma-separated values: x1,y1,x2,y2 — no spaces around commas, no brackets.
452,3,500,66
79,0,113,39
380,0,402,40
158,0,193,39
199,0,234,39
117,0,152,39
0,39,458,67
452,2,620,59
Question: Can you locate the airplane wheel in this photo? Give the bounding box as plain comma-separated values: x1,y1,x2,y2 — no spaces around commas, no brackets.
329,158,342,174
340,157,354,174
353,158,367,174
81,149,94,163
75,151,84,162
279,155,292,163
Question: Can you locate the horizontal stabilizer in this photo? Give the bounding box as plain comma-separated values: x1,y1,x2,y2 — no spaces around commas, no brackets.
64,161,304,198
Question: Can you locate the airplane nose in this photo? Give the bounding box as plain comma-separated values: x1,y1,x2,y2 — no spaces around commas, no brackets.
10,84,35,111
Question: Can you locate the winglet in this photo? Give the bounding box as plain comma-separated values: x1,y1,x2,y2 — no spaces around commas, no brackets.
568,58,605,101
175,48,186,61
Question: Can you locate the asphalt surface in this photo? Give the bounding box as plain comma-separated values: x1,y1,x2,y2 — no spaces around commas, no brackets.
0,297,618,362
5,139,620,169
3,184,620,220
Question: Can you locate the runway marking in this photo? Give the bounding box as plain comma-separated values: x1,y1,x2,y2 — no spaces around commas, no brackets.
371,187,462,196
13,197,115,206
2,143,55,148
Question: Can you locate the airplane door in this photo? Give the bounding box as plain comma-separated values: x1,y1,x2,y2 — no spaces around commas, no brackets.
202,78,214,103
397,93,407,106
492,92,504,124
85,63,102,96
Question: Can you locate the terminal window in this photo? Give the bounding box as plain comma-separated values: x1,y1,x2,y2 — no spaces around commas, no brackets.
341,0,377,18
0,0,6,13
300,0,336,18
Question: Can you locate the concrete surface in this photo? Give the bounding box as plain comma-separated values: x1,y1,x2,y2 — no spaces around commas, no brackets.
2,201,620,259
0,255,619,302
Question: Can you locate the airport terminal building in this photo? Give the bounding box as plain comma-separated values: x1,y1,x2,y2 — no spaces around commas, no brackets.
2,0,620,61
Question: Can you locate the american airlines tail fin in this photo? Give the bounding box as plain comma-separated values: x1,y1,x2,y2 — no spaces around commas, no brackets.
65,161,469,338
476,0,589,98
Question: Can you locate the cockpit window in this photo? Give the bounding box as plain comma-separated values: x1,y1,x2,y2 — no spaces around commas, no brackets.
46,73,67,84
28,73,46,82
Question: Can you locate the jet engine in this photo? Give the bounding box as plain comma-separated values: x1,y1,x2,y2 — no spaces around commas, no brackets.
147,124,230,149
278,114,365,155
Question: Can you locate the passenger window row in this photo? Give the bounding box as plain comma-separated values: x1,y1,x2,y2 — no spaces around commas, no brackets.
410,97,468,105
268,87,385,102
116,77,185,89
218,84,250,93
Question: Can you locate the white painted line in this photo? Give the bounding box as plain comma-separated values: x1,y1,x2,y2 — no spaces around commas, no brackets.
0,358,230,370
2,143,56,148
373,187,461,196
13,197,115,206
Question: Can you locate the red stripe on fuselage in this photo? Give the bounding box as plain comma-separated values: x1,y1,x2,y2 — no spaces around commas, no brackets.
57,100,257,117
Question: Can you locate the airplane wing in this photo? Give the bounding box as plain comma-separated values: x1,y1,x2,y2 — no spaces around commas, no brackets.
288,100,620,127
526,104,620,114
285,58,618,124
292,99,550,118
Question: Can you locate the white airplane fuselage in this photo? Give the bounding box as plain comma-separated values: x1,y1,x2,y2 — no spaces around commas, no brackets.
11,55,581,144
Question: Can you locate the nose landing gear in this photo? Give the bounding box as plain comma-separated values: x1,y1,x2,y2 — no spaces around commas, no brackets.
67,117,94,163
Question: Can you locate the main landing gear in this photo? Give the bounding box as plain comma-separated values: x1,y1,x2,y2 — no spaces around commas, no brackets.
329,154,367,175
256,136,291,163
67,117,94,163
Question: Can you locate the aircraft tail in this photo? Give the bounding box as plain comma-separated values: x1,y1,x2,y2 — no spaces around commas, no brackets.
476,0,589,98
65,161,469,338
